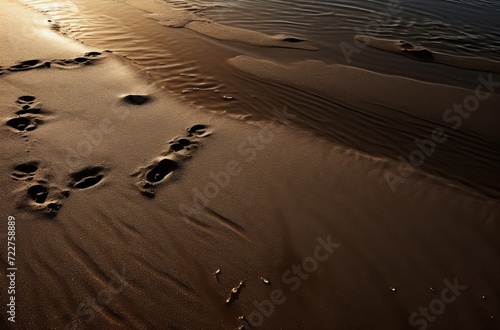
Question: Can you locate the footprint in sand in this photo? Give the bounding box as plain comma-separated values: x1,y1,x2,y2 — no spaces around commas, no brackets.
145,159,179,183
134,124,212,197
11,162,69,217
68,166,105,189
27,184,49,204
8,93,105,216
11,161,39,181
5,52,105,74
169,138,193,152
15,95,43,115
135,157,180,198
6,96,45,132
53,55,97,67
123,94,150,105
26,183,63,215
9,59,45,71
11,163,106,217
6,116,38,131
16,95,36,104
84,51,102,57
186,124,211,138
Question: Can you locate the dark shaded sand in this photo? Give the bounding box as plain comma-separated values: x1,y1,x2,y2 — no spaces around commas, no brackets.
0,1,499,329
355,35,500,74
228,56,500,140
123,0,317,50
228,55,500,198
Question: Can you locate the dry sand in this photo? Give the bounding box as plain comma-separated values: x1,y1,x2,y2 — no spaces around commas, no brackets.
0,1,499,329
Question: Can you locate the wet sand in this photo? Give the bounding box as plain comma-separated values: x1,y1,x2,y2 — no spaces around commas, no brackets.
0,0,499,329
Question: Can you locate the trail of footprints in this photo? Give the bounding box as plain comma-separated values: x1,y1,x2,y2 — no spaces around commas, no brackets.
6,95,105,216
6,95,45,132
11,161,106,217
4,53,104,132
3,51,210,214
134,124,211,198
3,52,105,132
11,123,210,216
0,51,104,76
6,94,107,216
8,94,210,215
2,52,108,216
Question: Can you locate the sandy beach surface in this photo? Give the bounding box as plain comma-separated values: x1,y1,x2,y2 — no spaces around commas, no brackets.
0,0,499,329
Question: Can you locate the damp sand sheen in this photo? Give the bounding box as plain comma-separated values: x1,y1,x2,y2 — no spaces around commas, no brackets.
0,0,499,329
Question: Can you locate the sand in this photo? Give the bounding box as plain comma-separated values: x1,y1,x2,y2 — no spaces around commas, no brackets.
355,35,500,74
123,0,317,50
228,55,500,198
0,1,499,329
